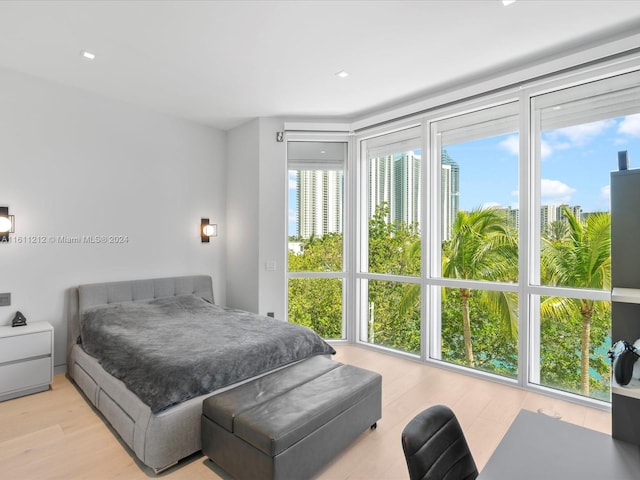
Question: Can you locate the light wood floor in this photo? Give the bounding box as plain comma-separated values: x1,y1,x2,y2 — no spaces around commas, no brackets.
0,345,611,480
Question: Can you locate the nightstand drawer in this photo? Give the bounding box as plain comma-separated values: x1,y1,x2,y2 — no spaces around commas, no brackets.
0,330,52,364
0,357,51,394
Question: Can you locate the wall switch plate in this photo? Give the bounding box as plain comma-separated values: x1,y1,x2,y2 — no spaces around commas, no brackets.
0,293,10,307
266,261,277,271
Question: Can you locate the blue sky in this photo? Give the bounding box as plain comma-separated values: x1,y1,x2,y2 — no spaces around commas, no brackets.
450,114,640,213
288,173,298,235
289,114,640,234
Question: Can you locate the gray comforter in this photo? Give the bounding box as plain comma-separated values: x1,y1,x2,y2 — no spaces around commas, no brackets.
79,294,336,412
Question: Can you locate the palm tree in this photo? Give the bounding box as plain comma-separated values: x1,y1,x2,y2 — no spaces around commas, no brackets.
540,207,611,396
400,207,518,367
546,219,569,242
442,208,518,366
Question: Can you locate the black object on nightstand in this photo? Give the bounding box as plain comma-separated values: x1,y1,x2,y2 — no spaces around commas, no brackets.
11,311,27,327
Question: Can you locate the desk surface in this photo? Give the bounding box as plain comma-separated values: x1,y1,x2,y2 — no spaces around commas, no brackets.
479,409,640,479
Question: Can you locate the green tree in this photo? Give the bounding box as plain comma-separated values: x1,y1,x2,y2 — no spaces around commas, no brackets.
288,232,343,338
539,299,610,400
441,287,518,377
398,207,518,367
546,219,569,242
367,202,421,353
440,208,519,367
288,232,342,272
540,207,611,396
368,202,421,276
288,277,342,338
288,203,611,400
368,280,420,353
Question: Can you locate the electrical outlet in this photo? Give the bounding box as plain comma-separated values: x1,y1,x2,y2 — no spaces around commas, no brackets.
0,292,10,307
267,312,274,318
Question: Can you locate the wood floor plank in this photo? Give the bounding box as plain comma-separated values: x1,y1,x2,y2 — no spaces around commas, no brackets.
0,345,612,479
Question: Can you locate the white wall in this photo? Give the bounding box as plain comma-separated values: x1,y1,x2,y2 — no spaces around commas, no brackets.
226,119,260,313
257,118,286,320
0,67,227,371
226,117,286,319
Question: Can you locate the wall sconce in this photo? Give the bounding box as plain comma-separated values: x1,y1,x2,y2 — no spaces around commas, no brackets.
0,206,15,242
201,218,217,243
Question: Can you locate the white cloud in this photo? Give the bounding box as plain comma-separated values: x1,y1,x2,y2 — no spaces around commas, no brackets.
498,135,519,155
600,184,610,203
542,119,614,159
618,114,640,137
540,139,553,159
553,141,571,151
482,201,501,209
541,178,576,204
288,172,297,189
554,119,615,146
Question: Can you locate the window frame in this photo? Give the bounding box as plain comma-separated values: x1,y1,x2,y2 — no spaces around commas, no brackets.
524,71,640,399
356,124,423,353
426,100,521,379
286,53,640,410
285,133,351,341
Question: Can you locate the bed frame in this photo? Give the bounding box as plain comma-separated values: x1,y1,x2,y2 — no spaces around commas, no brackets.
66,275,223,473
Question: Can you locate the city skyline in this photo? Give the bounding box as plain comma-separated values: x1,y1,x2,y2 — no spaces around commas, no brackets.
295,169,343,239
289,113,640,237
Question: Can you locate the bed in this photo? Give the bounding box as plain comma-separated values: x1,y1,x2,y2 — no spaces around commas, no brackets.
66,275,336,473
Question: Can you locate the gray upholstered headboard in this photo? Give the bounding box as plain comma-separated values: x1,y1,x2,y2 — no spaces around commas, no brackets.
77,275,214,313
67,275,214,366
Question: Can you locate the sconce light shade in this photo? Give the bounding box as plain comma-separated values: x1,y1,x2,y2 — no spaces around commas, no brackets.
201,218,217,243
0,216,11,232
0,206,14,242
203,224,217,237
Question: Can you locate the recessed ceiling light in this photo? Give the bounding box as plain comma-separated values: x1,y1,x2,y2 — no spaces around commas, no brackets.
335,70,349,78
502,0,517,5
81,50,96,60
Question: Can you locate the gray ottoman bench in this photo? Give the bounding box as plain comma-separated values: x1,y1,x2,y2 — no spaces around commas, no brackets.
201,355,382,480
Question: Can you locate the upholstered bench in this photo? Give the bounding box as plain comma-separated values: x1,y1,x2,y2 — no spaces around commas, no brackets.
201,355,382,480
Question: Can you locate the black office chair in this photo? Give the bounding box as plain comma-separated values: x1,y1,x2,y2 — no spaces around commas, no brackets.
401,404,478,480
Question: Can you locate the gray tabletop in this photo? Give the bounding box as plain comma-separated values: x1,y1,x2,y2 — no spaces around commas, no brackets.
479,409,640,479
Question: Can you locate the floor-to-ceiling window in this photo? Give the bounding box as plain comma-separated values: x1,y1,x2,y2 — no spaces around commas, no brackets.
287,140,347,339
286,57,640,407
528,71,640,401
430,103,520,379
359,126,422,354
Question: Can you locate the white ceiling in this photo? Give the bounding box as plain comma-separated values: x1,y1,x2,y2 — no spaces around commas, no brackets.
1,0,640,131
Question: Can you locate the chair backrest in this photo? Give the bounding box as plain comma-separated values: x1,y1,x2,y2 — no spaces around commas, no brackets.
401,404,478,480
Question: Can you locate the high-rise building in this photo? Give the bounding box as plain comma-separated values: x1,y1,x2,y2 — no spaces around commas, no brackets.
540,204,583,234
540,204,558,234
295,149,461,241
496,206,519,231
441,150,459,240
369,152,421,227
560,204,582,222
296,169,343,238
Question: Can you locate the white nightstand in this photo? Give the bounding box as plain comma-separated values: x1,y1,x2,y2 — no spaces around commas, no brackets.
0,321,54,401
